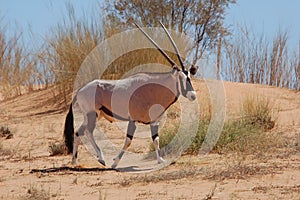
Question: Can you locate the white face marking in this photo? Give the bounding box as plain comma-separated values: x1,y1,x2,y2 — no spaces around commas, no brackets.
178,70,196,101
179,71,187,91
186,91,196,101
187,71,191,79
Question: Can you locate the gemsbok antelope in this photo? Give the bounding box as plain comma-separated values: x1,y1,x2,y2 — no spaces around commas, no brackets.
64,22,198,168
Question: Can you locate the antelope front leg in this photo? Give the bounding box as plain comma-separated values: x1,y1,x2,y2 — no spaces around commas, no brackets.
151,124,165,164
111,121,136,168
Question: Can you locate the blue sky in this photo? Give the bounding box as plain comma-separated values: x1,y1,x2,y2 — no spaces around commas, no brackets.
0,0,299,50
226,0,300,49
0,0,99,48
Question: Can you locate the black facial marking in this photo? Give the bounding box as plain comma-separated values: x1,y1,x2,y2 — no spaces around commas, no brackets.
178,70,195,98
179,74,187,96
183,70,189,76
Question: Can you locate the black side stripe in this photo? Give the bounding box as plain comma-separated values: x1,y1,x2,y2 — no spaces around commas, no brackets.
100,106,129,121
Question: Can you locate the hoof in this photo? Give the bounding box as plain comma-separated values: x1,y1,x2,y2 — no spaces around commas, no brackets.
111,157,120,169
111,163,117,169
71,159,78,165
98,159,106,166
157,157,166,164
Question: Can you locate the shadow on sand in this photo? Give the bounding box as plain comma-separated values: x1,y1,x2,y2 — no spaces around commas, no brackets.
30,165,155,173
115,166,154,172
30,166,116,173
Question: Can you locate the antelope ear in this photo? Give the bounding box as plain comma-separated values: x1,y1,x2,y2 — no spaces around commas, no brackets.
189,65,198,75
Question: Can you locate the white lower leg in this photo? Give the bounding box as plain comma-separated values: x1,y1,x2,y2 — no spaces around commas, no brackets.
112,137,131,168
153,137,165,163
72,134,80,165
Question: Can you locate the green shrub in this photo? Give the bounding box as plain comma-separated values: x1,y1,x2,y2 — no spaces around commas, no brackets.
151,94,276,155
149,126,177,152
186,120,209,154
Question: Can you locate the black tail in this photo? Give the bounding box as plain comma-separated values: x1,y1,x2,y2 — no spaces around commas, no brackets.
64,102,75,154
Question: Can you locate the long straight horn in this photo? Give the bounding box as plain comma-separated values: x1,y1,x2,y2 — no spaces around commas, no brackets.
134,22,176,67
159,21,185,71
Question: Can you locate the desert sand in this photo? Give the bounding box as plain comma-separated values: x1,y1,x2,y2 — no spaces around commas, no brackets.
0,80,299,199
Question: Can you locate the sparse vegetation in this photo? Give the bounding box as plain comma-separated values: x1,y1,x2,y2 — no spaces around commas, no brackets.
241,95,276,130
39,4,104,107
155,94,276,155
208,96,275,154
105,0,236,65
99,189,107,200
118,166,202,187
0,126,13,139
0,141,12,157
213,120,272,154
0,0,298,107
25,185,50,200
0,20,40,100
0,126,13,156
149,125,177,152
222,25,300,90
0,2,299,200
48,141,66,156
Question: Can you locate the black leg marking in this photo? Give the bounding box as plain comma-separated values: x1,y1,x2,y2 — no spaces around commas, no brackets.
152,133,158,141
150,125,159,141
126,121,136,139
126,134,133,140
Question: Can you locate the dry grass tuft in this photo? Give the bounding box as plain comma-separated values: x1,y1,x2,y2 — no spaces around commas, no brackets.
48,141,66,156
202,183,217,200
0,130,13,156
0,141,13,157
252,184,300,196
25,185,50,200
241,95,276,130
205,162,274,181
0,126,13,139
118,166,202,187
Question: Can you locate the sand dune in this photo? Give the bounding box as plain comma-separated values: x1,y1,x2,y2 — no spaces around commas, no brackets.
0,81,299,199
